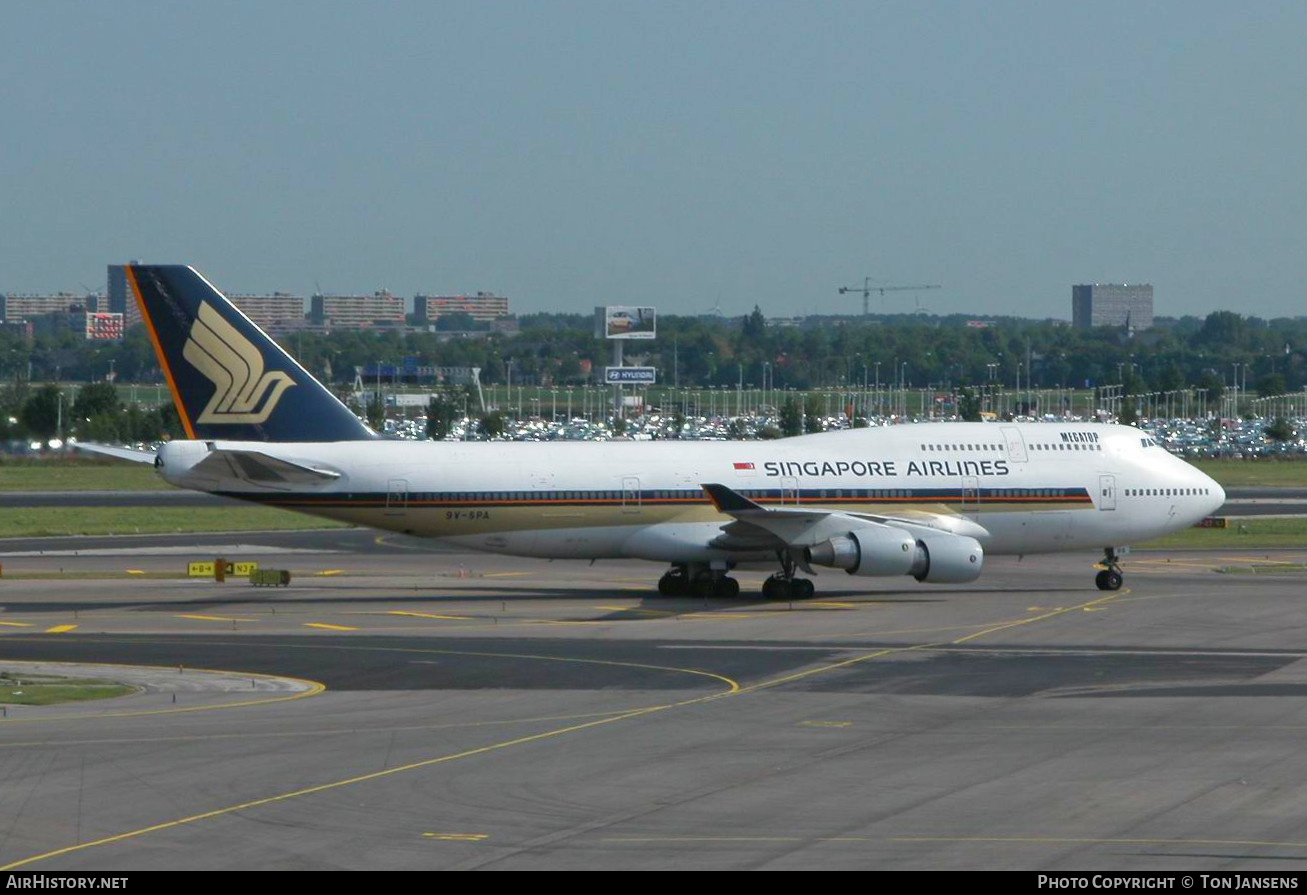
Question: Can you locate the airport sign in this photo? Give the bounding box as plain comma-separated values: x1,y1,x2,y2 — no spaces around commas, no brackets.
605,366,657,384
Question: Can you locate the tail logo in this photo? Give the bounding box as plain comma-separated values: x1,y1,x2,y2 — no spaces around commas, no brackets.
182,302,295,425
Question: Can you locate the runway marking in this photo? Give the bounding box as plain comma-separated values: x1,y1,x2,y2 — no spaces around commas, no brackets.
0,709,645,749
177,614,256,623
422,832,488,841
44,625,77,634
0,658,324,724
950,591,1123,646
886,836,1307,849
0,591,1126,868
594,605,676,615
709,589,1128,698
318,569,344,576
520,619,609,627
126,570,145,575
0,621,33,628
600,835,1307,848
799,720,852,728
0,685,715,870
1133,558,1216,569
303,623,357,631
484,572,530,578
387,611,474,621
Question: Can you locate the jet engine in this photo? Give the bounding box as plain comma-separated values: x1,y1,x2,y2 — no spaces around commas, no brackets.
805,525,984,583
907,530,984,583
804,526,917,577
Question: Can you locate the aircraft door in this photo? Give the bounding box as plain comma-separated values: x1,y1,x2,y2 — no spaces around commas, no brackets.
1099,474,1117,511
1001,427,1028,463
385,478,408,517
622,476,641,514
962,475,980,518
781,476,800,505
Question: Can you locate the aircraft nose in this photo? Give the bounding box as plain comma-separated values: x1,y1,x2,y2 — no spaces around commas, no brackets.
1200,470,1225,515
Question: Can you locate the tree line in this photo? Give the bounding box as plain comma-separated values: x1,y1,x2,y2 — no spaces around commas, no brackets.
2,307,1305,398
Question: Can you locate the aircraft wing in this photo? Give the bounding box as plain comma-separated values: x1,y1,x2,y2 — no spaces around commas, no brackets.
74,443,158,464
190,449,341,485
700,482,989,551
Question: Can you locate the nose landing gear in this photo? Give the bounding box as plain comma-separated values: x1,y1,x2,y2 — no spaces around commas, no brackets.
1095,547,1124,591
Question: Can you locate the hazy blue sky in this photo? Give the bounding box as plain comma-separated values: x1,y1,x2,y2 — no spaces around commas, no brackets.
2,2,1304,319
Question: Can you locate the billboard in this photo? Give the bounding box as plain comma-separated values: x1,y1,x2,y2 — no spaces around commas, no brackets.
605,366,657,384
595,306,656,340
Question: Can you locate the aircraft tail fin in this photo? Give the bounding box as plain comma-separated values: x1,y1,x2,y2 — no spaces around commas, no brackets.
125,265,375,442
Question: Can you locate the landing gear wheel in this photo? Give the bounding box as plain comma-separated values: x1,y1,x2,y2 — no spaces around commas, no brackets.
762,577,791,600
794,579,815,600
714,576,740,598
657,566,692,596
1096,548,1125,591
691,571,716,599
1096,569,1123,591
657,572,686,596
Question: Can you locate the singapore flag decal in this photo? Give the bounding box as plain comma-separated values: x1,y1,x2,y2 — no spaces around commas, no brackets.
733,461,756,477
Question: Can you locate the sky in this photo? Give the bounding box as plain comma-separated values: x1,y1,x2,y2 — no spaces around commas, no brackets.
2,1,1304,319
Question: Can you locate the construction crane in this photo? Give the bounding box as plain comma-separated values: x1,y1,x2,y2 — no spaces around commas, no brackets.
838,277,941,316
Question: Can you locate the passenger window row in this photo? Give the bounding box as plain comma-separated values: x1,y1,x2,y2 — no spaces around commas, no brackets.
1124,487,1211,497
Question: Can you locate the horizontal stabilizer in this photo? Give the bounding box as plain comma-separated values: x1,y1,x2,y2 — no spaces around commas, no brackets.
191,449,341,485
74,443,158,464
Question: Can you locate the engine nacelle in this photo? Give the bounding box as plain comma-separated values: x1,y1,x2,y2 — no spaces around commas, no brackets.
806,526,984,583
805,526,917,577
908,531,984,583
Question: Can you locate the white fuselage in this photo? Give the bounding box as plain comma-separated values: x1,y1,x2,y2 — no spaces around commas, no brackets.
157,422,1224,567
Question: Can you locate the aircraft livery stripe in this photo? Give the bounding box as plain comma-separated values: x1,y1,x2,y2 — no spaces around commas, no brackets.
126,265,197,440
216,487,1093,508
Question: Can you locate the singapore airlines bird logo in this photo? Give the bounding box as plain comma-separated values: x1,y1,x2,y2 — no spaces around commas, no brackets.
183,302,295,424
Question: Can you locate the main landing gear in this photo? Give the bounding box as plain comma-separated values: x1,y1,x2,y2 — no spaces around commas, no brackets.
657,565,740,598
761,550,815,600
1095,547,1124,591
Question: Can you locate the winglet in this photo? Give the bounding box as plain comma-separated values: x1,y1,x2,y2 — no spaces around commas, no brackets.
701,483,765,514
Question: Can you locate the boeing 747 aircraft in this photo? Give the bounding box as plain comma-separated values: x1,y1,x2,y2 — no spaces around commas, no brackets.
83,266,1225,599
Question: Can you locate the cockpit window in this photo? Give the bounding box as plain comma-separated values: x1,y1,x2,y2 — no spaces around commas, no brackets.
1140,438,1158,448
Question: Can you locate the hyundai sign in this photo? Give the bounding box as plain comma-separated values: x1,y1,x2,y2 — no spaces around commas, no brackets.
605,366,657,384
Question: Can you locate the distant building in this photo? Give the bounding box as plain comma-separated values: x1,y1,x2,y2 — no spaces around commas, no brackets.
413,292,510,323
0,320,33,341
0,292,99,321
310,291,405,330
73,311,124,341
229,293,306,333
1072,283,1153,330
106,264,143,328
